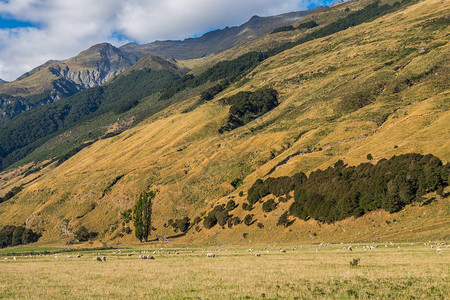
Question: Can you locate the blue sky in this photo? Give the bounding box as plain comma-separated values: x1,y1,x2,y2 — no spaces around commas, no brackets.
0,0,337,81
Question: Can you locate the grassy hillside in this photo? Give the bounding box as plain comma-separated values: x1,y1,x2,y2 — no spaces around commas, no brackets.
0,0,448,246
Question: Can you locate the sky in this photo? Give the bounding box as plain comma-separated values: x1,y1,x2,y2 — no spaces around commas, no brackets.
0,0,335,81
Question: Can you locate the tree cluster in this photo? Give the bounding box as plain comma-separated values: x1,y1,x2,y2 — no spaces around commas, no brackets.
219,88,279,133
203,200,238,229
0,186,23,204
0,225,40,248
134,190,156,242
74,226,98,242
289,154,448,223
245,153,447,225
247,173,307,204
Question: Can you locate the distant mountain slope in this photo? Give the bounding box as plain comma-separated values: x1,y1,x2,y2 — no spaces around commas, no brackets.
0,56,183,170
0,43,140,120
0,0,447,246
119,9,322,60
0,78,6,85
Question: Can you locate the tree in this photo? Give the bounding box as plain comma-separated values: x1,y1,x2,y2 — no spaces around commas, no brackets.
11,226,25,246
134,190,157,242
74,226,97,242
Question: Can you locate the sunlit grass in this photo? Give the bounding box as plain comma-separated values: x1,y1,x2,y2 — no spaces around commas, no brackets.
0,243,448,299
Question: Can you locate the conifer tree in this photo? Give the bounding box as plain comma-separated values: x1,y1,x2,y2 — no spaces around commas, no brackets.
134,190,156,242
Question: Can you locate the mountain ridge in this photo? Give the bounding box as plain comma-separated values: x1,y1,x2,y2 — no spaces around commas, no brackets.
119,8,322,60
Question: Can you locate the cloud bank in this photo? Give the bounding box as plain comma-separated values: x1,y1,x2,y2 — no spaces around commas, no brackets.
0,0,329,81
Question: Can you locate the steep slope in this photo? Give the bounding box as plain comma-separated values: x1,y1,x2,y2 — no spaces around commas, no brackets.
0,0,448,245
119,9,321,60
0,79,6,85
0,55,184,170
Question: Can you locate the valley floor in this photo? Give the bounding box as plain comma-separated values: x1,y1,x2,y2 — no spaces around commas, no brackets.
0,243,448,299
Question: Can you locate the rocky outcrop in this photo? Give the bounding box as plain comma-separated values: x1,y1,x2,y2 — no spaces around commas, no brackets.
0,43,138,120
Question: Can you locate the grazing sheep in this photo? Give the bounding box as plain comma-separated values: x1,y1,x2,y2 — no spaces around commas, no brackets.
13,256,16,261
255,253,261,257
248,249,253,252
348,246,353,251
280,249,286,253
436,248,442,253
76,254,82,258
101,256,107,261
93,257,102,261
127,254,132,257
206,253,216,258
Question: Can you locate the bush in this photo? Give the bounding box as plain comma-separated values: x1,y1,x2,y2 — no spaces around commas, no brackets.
231,178,243,189
203,205,230,229
242,203,253,211
244,214,254,226
272,25,295,33
0,225,40,248
262,199,277,213
203,214,217,229
225,199,237,211
193,216,202,225
257,222,264,229
277,212,291,227
75,226,97,242
296,20,318,29
173,217,190,232
219,88,278,133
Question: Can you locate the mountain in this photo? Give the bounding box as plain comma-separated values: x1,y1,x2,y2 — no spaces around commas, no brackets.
119,9,321,60
0,0,448,246
0,43,141,120
0,9,319,123
0,78,6,85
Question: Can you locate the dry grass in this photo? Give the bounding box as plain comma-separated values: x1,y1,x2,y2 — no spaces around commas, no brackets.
0,0,448,245
0,243,448,299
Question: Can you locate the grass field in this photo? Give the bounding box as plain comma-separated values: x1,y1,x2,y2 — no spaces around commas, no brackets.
0,243,448,299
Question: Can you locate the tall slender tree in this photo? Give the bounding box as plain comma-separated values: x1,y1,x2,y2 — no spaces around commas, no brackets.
134,190,156,242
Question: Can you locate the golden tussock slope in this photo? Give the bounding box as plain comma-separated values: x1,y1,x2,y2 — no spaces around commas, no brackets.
0,0,448,245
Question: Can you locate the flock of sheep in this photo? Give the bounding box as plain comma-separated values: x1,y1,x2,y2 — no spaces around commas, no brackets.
2,242,446,261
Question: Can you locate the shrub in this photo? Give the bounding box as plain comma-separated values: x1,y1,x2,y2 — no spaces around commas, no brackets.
231,178,243,189
173,217,190,233
262,199,277,213
74,226,97,242
225,199,237,211
244,214,254,226
257,222,264,229
296,20,318,29
277,211,291,227
193,216,202,225
203,214,217,229
219,88,278,133
272,25,295,33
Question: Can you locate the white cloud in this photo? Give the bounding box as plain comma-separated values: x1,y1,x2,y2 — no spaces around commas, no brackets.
0,0,322,81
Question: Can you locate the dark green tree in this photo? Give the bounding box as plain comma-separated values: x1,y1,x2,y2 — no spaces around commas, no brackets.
134,190,157,242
